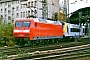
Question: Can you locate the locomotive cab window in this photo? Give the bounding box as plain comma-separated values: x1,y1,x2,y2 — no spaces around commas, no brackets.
71,28,80,32
23,22,30,27
15,21,30,27
15,21,22,27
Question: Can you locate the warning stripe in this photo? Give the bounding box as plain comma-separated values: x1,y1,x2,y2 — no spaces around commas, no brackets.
63,23,67,33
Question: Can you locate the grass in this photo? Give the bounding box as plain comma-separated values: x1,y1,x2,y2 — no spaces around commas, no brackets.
72,56,90,60
71,38,90,60
80,38,90,44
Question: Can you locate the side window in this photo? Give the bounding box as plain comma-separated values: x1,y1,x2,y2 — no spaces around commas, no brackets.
83,28,85,33
35,23,37,27
71,28,80,32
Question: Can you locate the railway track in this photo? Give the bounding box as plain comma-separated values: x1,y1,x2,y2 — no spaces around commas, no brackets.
0,43,89,60
0,37,89,60
22,44,90,60
0,36,87,56
0,42,84,55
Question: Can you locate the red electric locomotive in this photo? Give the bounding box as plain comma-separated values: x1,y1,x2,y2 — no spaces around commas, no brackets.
13,18,63,40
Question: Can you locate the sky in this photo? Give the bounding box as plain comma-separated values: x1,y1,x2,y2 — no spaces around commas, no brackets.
59,0,90,14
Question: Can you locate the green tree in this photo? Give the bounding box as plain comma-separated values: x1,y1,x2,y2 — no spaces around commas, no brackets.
0,15,3,24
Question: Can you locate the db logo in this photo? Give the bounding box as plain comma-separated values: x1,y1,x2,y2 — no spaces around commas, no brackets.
20,30,23,32
20,28,24,32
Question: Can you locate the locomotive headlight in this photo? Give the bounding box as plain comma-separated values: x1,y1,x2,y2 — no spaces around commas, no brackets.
14,34,17,36
26,34,29,36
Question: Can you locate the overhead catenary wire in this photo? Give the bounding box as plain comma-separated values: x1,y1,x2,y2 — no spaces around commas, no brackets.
21,1,59,17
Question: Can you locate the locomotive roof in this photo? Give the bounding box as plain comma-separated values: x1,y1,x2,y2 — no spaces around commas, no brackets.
15,18,62,25
34,18,62,25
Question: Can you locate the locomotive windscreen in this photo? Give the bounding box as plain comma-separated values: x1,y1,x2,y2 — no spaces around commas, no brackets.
15,21,30,27
23,22,30,27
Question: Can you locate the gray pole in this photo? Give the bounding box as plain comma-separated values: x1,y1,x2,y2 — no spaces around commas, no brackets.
79,12,82,37
79,12,82,25
63,0,67,22
42,0,48,19
67,0,69,22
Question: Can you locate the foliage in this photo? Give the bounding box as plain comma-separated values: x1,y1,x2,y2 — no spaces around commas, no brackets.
58,11,67,22
52,13,58,21
52,11,67,22
0,23,14,46
70,15,90,24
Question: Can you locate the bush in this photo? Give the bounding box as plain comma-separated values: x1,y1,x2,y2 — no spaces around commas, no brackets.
0,23,14,46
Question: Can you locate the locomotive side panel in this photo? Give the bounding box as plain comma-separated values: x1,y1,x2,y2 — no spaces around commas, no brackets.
32,22,63,40
13,18,63,40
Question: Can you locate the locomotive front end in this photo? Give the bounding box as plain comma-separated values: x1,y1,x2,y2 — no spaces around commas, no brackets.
13,19,30,38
